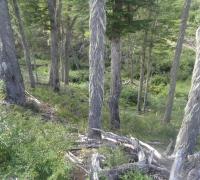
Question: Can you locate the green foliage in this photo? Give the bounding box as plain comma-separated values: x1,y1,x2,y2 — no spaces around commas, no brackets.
120,109,178,142
69,70,89,83
178,49,195,81
120,85,138,105
120,171,152,180
31,85,88,133
99,146,129,168
0,106,74,179
0,80,6,100
151,75,168,86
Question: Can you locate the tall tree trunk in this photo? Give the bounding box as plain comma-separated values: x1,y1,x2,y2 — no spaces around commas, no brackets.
61,16,77,85
12,0,35,88
109,36,121,129
88,0,106,140
130,53,134,84
48,0,61,91
64,27,72,85
163,0,191,123
173,27,200,155
60,22,65,82
0,0,25,105
33,56,39,83
143,44,152,112
137,31,148,112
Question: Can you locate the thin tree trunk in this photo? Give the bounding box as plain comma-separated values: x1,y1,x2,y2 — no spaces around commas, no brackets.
163,0,191,123
143,44,152,112
48,0,60,91
88,0,106,140
12,0,35,88
137,31,148,112
109,36,121,129
64,28,72,85
173,27,200,155
63,16,77,85
0,0,25,105
60,22,65,82
33,56,39,83
130,56,134,84
128,38,134,84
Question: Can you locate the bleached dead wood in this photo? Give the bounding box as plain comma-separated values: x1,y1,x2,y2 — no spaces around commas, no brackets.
164,139,174,156
90,153,105,180
169,149,186,180
65,152,89,174
71,130,200,179
93,128,170,167
99,161,169,179
90,129,172,179
188,151,200,163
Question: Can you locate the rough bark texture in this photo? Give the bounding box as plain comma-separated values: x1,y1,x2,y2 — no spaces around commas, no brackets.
63,16,76,85
173,27,200,155
143,44,152,112
169,149,186,180
109,36,121,129
88,0,106,139
137,31,147,112
48,0,60,91
63,28,71,85
163,0,191,123
0,0,25,104
12,0,35,88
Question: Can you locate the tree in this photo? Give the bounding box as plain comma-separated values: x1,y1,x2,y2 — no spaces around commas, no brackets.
109,0,122,129
0,0,25,105
88,0,106,139
137,30,148,112
169,26,200,180
107,0,156,125
143,40,153,112
174,26,200,154
163,0,192,123
12,0,35,88
47,0,61,91
62,16,77,85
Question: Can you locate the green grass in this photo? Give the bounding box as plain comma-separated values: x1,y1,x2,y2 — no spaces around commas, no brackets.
0,105,74,179
0,58,192,179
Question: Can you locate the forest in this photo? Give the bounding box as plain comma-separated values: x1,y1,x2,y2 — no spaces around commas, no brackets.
0,0,200,179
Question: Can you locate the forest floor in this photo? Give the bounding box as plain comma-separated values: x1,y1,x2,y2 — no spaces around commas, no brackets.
0,59,193,179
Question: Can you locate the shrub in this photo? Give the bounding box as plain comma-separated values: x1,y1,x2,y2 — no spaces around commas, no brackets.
120,86,138,105
0,106,73,179
69,70,89,83
151,75,168,86
120,171,152,180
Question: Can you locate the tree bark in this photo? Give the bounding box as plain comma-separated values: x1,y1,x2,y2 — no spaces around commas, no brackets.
173,27,200,155
64,30,71,85
143,43,152,112
63,29,71,85
63,16,77,85
137,31,147,112
48,0,61,91
12,0,35,88
88,0,106,140
109,36,121,129
0,0,25,105
163,0,191,123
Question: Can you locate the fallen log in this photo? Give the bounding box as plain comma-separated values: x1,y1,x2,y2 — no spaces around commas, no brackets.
93,128,171,169
69,130,200,179
99,162,169,180
90,153,104,180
